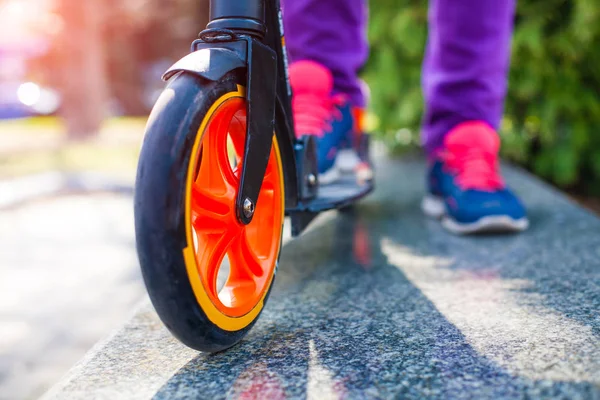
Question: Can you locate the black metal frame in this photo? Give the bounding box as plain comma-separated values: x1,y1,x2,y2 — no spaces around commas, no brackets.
199,0,308,224
162,0,371,236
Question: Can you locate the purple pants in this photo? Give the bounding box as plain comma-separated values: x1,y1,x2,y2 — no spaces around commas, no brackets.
281,0,516,154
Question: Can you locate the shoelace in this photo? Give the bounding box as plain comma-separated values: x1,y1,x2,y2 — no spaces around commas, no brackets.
292,93,343,137
443,147,505,191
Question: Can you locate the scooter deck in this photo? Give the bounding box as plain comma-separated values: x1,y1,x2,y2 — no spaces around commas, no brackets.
309,176,373,212
288,175,374,214
287,175,374,236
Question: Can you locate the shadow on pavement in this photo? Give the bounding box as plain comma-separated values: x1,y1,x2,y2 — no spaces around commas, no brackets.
153,157,600,399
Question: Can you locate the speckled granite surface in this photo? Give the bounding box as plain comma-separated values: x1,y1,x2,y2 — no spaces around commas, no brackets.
44,155,600,400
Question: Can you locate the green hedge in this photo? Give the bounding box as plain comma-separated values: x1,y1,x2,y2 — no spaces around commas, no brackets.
364,0,600,193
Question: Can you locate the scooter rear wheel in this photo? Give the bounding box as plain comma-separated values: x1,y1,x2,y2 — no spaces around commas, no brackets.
135,71,284,352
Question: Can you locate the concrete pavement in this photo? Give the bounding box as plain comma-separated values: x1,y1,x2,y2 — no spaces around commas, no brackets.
0,193,144,400
43,155,600,399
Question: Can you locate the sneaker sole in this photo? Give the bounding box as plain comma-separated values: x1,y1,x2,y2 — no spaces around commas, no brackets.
319,149,369,185
421,195,529,235
318,167,342,185
336,149,361,173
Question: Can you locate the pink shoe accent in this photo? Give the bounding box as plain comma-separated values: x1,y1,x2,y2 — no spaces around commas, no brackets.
289,61,343,137
441,121,505,191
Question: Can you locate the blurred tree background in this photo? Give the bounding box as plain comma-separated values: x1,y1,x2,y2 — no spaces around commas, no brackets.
363,0,600,194
23,0,209,139
8,0,600,193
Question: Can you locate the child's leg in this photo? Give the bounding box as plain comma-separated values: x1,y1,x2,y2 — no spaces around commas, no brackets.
421,0,527,234
421,0,516,154
281,0,369,107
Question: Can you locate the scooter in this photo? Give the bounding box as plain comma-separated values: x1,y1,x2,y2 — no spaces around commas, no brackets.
134,0,374,352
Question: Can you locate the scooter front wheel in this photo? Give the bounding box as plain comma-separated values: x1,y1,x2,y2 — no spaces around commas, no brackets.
134,72,285,352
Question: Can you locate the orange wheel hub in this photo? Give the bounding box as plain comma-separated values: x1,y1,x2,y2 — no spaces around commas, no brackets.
189,97,284,318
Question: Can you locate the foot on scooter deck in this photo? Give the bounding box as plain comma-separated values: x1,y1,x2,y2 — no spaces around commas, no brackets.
308,175,374,212
288,175,374,236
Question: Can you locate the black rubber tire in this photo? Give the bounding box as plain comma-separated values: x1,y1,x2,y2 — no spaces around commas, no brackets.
134,71,278,353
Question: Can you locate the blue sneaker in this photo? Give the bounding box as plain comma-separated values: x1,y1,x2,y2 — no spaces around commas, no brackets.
422,121,529,234
289,61,364,184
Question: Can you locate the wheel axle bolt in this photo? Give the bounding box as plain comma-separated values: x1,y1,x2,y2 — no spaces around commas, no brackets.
243,198,255,218
307,173,317,187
